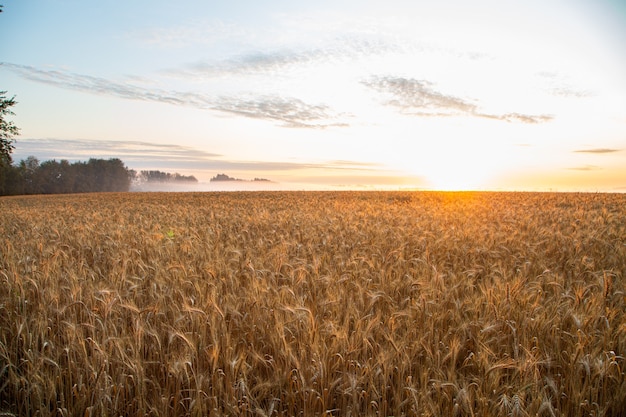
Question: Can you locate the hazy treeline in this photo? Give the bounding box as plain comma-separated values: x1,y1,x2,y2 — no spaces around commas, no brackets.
138,170,198,183
0,156,133,195
210,173,271,182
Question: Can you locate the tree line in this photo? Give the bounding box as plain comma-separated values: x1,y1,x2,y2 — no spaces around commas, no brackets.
138,170,198,183
0,157,134,195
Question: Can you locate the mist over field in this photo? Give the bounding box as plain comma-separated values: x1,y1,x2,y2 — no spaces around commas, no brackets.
130,180,286,192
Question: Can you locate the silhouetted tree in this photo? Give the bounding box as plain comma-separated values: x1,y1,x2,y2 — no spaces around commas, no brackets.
0,92,19,187
93,158,131,191
139,170,197,183
14,156,40,194
36,160,72,194
0,157,134,195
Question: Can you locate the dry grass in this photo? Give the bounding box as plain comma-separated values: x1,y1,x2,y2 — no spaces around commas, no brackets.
1,191,625,416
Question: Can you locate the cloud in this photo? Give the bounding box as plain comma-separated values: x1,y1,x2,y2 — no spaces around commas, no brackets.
2,62,191,105
362,75,554,123
573,148,620,154
535,71,593,99
1,62,344,128
13,138,377,173
214,95,347,128
126,18,252,49
548,87,593,98
321,160,382,171
567,165,602,171
13,138,295,171
13,138,221,166
362,76,477,115
174,49,322,78
479,112,554,124
165,37,399,80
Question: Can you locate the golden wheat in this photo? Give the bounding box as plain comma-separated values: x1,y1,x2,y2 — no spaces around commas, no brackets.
0,191,625,416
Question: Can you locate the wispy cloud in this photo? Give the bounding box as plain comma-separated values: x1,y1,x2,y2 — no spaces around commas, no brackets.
361,76,477,115
573,148,620,154
479,112,553,123
173,49,324,78
535,71,593,99
13,138,298,171
214,95,348,128
321,160,382,171
2,63,194,105
1,62,345,128
164,37,399,80
362,76,554,123
14,138,221,165
13,138,380,174
126,19,252,49
548,87,593,98
567,165,602,171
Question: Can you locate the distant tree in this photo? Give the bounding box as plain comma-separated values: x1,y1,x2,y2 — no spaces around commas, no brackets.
17,156,40,194
0,165,22,195
21,155,40,171
1,156,135,196
99,158,132,191
36,160,75,194
210,173,241,182
172,173,198,182
141,170,170,182
139,170,197,183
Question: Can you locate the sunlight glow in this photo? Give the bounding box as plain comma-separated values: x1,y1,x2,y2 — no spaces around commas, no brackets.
412,152,497,191
2,0,625,191
424,167,491,191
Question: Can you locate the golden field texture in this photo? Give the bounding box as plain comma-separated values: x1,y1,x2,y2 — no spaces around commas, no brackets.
1,191,625,417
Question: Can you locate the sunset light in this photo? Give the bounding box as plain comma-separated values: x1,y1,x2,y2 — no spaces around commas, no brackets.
1,0,625,191
2,3,626,414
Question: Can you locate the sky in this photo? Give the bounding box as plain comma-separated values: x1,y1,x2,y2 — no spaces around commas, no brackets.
1,0,626,191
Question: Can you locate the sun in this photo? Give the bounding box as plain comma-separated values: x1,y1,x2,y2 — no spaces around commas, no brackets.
397,146,499,191
424,170,489,191
422,162,495,191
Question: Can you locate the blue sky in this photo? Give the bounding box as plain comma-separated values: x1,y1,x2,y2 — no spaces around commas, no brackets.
2,0,625,190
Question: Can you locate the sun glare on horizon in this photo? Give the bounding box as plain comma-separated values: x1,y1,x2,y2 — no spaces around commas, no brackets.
423,170,490,191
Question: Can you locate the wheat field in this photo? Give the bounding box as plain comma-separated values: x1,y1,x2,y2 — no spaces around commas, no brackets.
1,191,625,416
